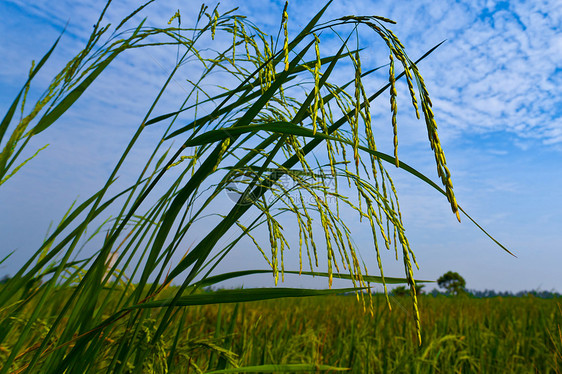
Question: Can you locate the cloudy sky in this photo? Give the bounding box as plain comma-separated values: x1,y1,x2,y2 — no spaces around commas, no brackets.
1,0,561,294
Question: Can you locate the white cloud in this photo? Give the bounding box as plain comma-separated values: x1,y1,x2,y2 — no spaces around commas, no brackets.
421,0,562,145
5,0,560,144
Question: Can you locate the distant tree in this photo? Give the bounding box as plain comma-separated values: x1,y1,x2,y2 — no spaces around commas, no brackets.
392,286,408,296
392,284,424,296
429,288,443,297
437,271,466,295
0,275,10,285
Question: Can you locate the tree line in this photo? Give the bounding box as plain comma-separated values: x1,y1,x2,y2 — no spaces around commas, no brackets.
391,271,561,298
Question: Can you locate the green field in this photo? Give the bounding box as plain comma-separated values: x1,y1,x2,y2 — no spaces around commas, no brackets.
0,1,547,373
1,289,560,373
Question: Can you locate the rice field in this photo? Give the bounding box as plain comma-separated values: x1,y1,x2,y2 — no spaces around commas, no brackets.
171,294,562,373
0,1,535,373
119,294,562,373
2,287,560,373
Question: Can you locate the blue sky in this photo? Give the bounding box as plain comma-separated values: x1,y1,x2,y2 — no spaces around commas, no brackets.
0,0,561,293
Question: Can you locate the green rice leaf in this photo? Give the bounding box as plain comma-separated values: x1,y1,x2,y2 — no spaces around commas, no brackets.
30,49,122,136
192,269,433,289
125,286,367,310
0,31,64,144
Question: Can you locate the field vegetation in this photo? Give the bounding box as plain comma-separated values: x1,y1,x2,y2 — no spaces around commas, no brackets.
0,1,526,373
1,285,560,372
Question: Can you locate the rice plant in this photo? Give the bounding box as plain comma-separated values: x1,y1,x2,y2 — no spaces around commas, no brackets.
180,294,559,373
0,1,510,372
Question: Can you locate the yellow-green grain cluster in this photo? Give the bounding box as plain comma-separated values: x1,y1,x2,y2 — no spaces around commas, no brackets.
0,1,509,372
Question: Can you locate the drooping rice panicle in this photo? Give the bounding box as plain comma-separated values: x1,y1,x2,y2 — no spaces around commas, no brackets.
389,52,399,167
311,33,321,135
282,1,290,72
0,2,511,370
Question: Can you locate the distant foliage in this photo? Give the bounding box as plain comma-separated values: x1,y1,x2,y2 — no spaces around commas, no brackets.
468,289,561,298
392,284,424,296
437,271,466,295
427,288,561,299
392,285,408,296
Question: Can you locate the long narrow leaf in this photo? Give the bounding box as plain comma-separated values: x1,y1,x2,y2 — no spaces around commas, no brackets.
125,286,366,310
192,269,433,289
0,31,64,144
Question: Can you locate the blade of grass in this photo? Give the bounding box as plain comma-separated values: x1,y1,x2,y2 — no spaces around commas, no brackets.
125,286,367,310
191,269,433,290
0,31,64,145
